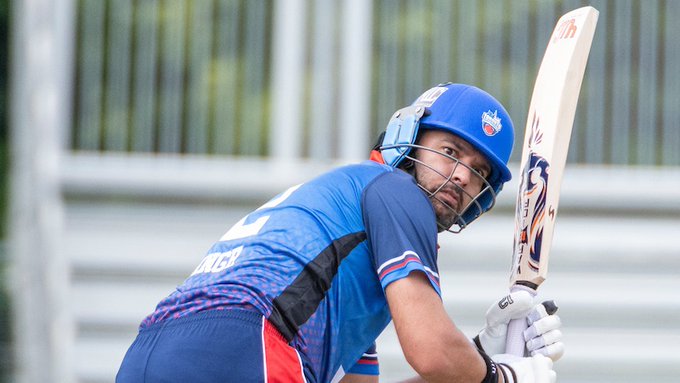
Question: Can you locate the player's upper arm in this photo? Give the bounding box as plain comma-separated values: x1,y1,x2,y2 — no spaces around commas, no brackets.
361,170,441,294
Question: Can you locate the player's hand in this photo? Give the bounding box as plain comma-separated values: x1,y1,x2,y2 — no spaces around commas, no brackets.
474,291,534,356
474,291,564,361
492,353,556,383
524,301,564,361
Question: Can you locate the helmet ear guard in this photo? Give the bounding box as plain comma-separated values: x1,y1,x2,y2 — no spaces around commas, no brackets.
379,105,427,167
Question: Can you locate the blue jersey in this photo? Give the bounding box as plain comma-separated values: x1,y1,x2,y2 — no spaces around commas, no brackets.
141,161,441,382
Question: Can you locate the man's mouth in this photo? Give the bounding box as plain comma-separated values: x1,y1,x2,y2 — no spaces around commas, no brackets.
434,188,461,211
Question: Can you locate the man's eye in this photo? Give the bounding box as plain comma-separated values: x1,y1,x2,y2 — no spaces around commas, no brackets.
443,147,454,156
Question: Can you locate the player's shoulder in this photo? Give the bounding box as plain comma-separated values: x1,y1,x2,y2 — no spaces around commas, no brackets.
309,160,394,189
309,161,425,207
333,160,394,178
334,160,419,185
363,165,420,196
361,165,433,216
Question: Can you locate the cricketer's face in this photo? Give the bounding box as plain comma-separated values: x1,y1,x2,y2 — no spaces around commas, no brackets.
412,130,491,232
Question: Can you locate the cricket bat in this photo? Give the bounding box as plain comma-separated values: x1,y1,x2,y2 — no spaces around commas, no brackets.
505,6,599,356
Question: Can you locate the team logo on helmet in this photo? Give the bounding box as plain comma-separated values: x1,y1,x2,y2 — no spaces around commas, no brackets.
481,110,502,136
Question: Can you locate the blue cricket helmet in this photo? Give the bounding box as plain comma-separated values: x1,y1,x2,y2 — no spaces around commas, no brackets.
380,83,515,228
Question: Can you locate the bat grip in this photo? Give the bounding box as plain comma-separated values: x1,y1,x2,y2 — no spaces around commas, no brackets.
505,284,537,356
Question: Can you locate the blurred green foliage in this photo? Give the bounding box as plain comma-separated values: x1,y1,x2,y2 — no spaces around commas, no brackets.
68,0,680,166
72,0,272,155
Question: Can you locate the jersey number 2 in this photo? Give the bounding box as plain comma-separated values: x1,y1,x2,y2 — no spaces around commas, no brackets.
219,184,301,241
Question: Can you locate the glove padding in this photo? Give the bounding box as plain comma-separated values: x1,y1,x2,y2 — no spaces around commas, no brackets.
493,353,556,383
475,291,564,361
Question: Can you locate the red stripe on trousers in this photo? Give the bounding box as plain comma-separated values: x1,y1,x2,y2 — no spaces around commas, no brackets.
263,319,306,383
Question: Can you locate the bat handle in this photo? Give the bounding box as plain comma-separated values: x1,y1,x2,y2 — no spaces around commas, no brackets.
505,284,537,356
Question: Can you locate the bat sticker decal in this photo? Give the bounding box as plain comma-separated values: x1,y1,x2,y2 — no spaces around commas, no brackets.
514,113,550,273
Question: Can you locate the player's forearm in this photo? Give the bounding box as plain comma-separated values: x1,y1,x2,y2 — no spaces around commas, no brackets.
398,377,428,383
339,373,379,383
398,350,492,383
416,328,486,382
386,273,487,382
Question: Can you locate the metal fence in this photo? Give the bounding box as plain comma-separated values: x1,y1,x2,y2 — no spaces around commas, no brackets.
71,0,680,165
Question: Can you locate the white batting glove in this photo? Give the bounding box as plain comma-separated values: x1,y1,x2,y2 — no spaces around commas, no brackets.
492,353,557,383
525,301,564,361
474,291,534,355
474,292,564,361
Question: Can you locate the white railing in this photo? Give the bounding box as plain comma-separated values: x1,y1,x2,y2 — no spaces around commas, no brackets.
60,156,680,382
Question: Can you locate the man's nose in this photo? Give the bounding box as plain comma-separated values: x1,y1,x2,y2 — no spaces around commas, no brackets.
451,161,472,187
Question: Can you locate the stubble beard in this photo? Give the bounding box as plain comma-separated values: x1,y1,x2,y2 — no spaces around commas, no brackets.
416,172,462,231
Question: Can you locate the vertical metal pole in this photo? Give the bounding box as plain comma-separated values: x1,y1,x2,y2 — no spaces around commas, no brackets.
309,0,336,159
158,0,187,153
339,0,373,161
9,0,75,382
270,0,306,159
663,0,680,166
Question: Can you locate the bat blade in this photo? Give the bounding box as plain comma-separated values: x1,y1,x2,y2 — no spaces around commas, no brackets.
505,6,599,357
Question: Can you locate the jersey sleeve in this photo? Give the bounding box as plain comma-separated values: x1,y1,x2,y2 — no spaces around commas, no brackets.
345,343,379,376
362,170,441,296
